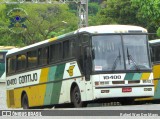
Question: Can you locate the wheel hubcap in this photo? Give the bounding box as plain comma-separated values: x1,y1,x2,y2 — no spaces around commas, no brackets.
75,91,80,104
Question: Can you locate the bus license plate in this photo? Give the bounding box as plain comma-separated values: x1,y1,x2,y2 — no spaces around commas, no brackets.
122,87,132,92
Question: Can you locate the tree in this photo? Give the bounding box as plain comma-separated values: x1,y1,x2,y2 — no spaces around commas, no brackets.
95,0,143,25
0,4,25,46
131,0,160,38
0,4,78,46
21,4,78,45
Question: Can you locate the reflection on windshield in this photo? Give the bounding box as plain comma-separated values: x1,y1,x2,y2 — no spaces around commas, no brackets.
92,35,150,71
123,35,150,70
92,35,124,71
126,47,140,71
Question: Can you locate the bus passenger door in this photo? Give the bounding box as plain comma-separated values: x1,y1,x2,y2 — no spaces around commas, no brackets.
84,46,94,101
80,34,93,101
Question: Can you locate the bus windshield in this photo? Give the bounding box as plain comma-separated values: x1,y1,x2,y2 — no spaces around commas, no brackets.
92,34,151,72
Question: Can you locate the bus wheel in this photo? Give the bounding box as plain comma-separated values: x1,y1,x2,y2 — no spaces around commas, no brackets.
22,94,29,109
71,86,87,108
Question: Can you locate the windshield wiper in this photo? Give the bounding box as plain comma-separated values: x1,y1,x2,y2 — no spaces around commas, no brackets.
127,48,140,71
112,49,121,71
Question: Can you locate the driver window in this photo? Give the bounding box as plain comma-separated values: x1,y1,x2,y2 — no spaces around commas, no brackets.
92,35,123,71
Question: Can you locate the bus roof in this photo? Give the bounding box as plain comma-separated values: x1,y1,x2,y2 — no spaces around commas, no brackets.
0,46,17,52
149,39,160,44
75,25,147,34
6,40,48,56
0,46,16,50
6,25,147,56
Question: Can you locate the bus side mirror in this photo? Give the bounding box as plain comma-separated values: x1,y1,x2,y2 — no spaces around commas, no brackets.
86,47,91,58
85,47,91,81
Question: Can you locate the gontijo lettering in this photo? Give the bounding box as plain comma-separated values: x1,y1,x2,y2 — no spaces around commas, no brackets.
7,73,37,86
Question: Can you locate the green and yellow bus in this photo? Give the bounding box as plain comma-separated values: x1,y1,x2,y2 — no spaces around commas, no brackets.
149,39,160,101
0,46,16,82
6,25,154,109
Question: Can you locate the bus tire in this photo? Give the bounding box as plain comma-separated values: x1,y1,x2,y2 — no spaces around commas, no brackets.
22,93,29,109
71,86,87,108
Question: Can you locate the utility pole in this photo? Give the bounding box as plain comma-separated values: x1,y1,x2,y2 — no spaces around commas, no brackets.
78,0,88,28
0,0,88,28
59,0,88,28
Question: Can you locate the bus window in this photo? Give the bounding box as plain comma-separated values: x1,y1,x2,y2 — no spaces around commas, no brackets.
50,43,62,63
17,54,26,70
38,47,48,65
7,56,16,74
27,50,37,68
0,52,7,63
63,40,71,59
0,53,4,63
70,39,75,57
152,45,160,62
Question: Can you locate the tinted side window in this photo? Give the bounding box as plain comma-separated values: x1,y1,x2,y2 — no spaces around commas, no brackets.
50,43,62,63
38,47,48,65
70,39,75,57
17,54,26,70
27,50,37,68
152,45,160,62
63,39,76,59
0,52,7,63
7,56,16,74
63,40,70,59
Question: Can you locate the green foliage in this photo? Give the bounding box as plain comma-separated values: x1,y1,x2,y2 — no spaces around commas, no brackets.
132,0,160,38
88,2,100,15
95,0,141,25
157,27,160,37
68,2,100,16
0,0,159,46
21,4,77,44
91,0,159,39
0,4,77,46
132,0,160,21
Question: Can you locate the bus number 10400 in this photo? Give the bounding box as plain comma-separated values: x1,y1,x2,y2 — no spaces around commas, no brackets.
104,75,121,80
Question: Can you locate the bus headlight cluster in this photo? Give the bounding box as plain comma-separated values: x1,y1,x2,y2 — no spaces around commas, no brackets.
95,81,109,86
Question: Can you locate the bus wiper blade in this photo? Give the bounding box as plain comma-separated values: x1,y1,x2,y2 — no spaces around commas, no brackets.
112,49,121,71
127,48,140,71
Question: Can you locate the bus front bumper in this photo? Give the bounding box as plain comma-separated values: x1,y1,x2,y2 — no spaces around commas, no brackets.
93,84,154,99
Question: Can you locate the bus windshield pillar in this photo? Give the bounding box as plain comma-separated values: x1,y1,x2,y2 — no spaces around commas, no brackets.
84,46,91,81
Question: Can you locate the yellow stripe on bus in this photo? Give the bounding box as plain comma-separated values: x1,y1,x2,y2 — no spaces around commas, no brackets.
39,68,49,106
140,73,150,80
135,97,153,101
153,65,160,93
14,88,23,108
49,37,57,42
135,73,154,101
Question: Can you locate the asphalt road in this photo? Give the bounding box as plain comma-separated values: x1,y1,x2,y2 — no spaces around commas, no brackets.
0,83,7,110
